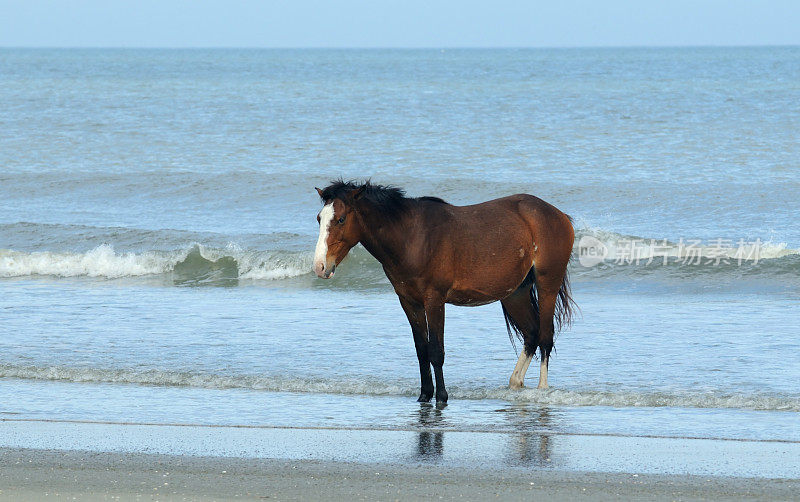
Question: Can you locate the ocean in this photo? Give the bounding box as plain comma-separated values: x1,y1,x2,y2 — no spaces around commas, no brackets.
1,48,799,457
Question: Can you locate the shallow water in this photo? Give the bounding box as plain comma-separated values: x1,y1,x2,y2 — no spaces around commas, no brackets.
1,48,798,450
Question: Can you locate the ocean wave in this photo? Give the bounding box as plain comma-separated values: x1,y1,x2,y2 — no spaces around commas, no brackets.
2,364,798,412
0,244,313,283
0,244,175,278
2,227,799,287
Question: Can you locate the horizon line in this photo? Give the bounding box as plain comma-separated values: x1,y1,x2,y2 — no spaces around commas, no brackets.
1,43,799,51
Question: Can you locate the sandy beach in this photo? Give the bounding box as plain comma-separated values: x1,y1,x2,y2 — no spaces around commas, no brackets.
1,419,799,501
3,447,799,501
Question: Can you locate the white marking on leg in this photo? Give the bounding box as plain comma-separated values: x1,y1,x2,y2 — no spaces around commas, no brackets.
509,351,533,389
313,203,334,276
537,357,549,389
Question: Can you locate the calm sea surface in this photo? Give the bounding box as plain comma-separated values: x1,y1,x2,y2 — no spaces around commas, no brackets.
1,48,798,451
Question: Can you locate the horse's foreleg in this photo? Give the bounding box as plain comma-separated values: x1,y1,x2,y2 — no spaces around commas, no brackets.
399,296,433,402
424,301,448,403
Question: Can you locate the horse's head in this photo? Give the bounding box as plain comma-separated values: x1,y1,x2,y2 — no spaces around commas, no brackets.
313,186,365,279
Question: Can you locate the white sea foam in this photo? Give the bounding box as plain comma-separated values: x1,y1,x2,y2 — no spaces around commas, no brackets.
0,245,175,278
2,364,797,412
236,248,313,281
464,386,800,412
0,245,313,281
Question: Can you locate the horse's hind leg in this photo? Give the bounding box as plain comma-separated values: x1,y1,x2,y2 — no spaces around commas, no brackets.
533,274,563,389
501,282,539,389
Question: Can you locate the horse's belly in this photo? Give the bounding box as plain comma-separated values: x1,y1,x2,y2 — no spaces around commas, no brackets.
446,289,498,307
446,279,520,306
446,254,531,306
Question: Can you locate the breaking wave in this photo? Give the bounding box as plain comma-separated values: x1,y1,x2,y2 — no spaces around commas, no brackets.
0,244,313,284
1,227,798,288
2,364,798,412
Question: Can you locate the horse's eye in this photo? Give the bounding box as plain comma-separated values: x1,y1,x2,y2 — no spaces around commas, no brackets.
338,216,345,224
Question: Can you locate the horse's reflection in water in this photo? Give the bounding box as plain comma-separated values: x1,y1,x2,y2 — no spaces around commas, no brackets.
497,405,555,467
414,404,444,460
410,403,555,466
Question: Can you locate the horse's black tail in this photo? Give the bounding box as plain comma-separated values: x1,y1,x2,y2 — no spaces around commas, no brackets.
502,266,577,355
554,268,576,332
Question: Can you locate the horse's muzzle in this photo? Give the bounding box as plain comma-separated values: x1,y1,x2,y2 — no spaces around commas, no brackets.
314,262,335,279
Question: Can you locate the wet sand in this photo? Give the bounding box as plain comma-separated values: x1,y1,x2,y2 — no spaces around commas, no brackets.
3,418,800,478
2,418,800,500
2,447,798,501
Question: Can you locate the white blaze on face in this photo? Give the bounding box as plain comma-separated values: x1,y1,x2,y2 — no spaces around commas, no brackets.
314,203,334,276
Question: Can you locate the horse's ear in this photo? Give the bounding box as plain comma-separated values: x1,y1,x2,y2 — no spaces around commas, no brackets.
350,186,366,200
315,187,324,199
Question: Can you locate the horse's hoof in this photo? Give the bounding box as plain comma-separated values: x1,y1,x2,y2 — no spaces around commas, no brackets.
417,392,433,403
509,382,525,390
435,390,448,403
537,383,549,389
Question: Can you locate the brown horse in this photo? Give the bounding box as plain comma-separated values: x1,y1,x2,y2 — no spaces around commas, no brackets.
314,180,575,403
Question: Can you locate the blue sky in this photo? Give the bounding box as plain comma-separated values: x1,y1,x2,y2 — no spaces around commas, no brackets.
1,0,799,48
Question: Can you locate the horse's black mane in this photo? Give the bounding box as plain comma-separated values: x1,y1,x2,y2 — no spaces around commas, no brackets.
318,179,446,217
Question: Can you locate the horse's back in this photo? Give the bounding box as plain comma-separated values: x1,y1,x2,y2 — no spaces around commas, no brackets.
445,193,570,235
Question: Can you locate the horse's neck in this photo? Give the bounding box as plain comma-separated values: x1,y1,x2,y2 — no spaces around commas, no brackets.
357,209,412,271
